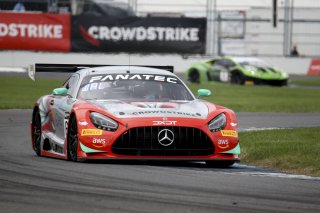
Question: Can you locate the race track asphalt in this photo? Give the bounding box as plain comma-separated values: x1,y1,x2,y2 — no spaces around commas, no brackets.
0,110,320,213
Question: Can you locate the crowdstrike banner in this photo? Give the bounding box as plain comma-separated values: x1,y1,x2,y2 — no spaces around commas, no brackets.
0,13,70,52
71,16,206,54
0,23,63,38
88,26,200,42
0,13,206,54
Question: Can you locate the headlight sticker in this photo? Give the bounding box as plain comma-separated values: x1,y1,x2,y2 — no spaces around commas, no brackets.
230,122,237,127
79,121,88,126
221,130,237,137
81,129,103,136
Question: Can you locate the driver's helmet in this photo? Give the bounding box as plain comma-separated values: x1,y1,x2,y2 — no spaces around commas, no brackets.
142,81,162,100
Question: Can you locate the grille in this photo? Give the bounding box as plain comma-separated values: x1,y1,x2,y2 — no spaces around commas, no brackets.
112,126,214,156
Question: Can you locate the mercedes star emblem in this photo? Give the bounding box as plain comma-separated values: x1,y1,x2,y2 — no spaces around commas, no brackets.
158,129,174,146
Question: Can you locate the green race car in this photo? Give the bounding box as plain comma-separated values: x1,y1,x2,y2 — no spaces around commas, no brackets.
185,57,289,86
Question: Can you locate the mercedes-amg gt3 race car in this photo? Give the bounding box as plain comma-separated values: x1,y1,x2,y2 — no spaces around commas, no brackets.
185,56,289,86
30,64,240,167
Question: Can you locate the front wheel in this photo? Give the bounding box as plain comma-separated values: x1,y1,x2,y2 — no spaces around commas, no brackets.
206,160,236,168
32,109,42,156
67,115,79,162
230,72,245,85
188,69,200,83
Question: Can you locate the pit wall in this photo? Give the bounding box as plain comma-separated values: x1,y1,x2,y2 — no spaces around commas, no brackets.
0,51,314,75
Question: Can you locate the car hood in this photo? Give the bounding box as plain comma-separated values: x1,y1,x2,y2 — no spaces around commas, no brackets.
251,65,283,74
88,100,210,119
240,64,288,79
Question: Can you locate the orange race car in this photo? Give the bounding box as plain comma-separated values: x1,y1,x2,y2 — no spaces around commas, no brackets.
30,64,240,167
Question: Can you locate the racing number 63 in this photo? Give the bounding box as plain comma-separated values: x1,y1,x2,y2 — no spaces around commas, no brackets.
219,71,229,82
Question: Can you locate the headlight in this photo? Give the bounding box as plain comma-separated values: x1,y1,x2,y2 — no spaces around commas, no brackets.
208,113,226,132
244,65,257,73
90,112,118,131
282,72,289,78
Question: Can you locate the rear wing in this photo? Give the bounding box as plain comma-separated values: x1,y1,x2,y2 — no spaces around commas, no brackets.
28,63,174,80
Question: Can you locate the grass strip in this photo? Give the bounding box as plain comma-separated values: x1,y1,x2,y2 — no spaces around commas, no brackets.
188,82,320,112
239,127,320,177
0,76,63,109
290,75,320,87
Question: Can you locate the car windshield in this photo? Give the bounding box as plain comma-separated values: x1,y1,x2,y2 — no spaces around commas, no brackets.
235,58,269,67
77,73,194,101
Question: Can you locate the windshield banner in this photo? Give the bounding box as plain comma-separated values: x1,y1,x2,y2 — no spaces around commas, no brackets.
71,16,206,54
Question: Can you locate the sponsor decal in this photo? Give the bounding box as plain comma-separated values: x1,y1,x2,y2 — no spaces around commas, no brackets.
221,130,237,137
81,129,102,136
308,58,320,75
153,120,177,125
217,139,229,149
89,74,177,84
131,110,200,117
0,13,70,51
230,122,237,127
92,138,106,148
79,121,88,126
87,26,200,42
72,16,206,54
0,23,63,38
158,129,174,146
81,82,105,91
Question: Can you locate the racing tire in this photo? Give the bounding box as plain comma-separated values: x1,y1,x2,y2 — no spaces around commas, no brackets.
67,115,79,162
188,69,200,83
32,109,42,156
230,72,245,85
206,160,236,168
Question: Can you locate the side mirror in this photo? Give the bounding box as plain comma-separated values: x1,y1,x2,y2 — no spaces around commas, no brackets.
53,87,68,96
197,89,212,98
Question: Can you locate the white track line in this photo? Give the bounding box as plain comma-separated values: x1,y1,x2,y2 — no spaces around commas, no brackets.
232,164,320,180
239,127,289,132
0,67,26,73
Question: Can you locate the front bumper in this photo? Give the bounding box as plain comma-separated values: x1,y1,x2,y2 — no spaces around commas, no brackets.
244,76,288,86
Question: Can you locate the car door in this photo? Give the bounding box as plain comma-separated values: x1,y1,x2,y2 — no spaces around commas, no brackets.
214,59,235,82
51,74,79,142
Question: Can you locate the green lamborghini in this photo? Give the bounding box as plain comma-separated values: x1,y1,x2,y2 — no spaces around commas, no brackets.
185,57,289,86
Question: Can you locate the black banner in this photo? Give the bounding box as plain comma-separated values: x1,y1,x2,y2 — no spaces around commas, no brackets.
71,16,206,54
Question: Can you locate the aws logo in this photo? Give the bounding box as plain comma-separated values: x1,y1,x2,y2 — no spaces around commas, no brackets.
217,139,229,149
92,138,106,148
